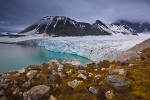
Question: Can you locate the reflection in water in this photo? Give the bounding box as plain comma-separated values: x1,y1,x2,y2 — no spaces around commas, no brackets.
0,44,91,73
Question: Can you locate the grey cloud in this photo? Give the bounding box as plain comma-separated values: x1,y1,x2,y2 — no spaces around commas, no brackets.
0,0,150,32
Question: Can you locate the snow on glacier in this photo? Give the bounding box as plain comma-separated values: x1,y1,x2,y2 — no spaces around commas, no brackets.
21,33,150,61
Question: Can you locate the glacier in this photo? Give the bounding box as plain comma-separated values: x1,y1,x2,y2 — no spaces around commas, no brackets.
17,33,150,62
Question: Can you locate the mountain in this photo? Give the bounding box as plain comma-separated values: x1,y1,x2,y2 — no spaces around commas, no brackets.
19,16,150,36
19,16,111,36
93,20,135,35
113,20,150,33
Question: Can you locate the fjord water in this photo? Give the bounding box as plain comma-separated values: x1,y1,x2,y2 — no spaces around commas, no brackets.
0,44,91,73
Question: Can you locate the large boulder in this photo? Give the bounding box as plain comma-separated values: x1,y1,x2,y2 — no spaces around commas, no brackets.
23,85,50,100
106,75,129,92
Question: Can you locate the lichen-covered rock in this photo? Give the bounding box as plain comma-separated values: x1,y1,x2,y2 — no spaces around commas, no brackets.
106,75,129,92
105,91,114,99
67,79,83,89
77,74,87,80
26,70,38,79
23,85,50,100
88,86,98,94
109,69,127,76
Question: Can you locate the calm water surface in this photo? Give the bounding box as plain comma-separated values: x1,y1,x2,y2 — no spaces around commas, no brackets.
0,44,91,73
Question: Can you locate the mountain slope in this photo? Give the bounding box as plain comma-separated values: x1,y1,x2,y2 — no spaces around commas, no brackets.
113,20,150,33
93,20,135,35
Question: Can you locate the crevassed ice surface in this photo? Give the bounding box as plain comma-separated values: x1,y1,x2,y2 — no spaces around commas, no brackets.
23,34,150,61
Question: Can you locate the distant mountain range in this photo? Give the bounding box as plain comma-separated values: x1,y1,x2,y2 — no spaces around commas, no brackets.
19,16,150,36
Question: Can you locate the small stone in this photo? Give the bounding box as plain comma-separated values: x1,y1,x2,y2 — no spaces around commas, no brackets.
128,64,134,67
89,86,98,94
13,87,19,95
94,69,98,71
22,81,31,88
88,73,93,77
52,70,58,75
58,72,66,78
101,68,106,71
66,60,81,66
18,68,26,74
49,95,57,100
105,91,114,99
67,79,83,89
26,70,38,79
66,70,72,76
95,74,102,78
109,69,127,76
78,70,87,75
77,74,87,80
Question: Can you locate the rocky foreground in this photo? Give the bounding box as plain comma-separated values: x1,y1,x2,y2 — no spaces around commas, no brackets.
0,48,150,100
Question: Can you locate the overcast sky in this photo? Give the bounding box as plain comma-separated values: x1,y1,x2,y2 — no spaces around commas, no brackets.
0,0,150,32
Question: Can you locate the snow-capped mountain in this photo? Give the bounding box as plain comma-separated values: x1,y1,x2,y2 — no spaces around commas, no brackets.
19,16,150,36
93,20,135,35
113,20,150,33
19,16,111,36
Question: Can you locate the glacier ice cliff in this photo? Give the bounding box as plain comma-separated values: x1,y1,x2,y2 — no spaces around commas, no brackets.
17,35,150,61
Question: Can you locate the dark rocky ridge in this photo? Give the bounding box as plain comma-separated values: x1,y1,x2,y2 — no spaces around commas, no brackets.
19,16,111,36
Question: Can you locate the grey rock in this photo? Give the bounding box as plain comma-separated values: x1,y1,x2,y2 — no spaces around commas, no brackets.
23,85,50,100
22,81,31,88
88,86,98,94
77,74,87,80
109,69,127,76
0,90,4,96
106,75,129,92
